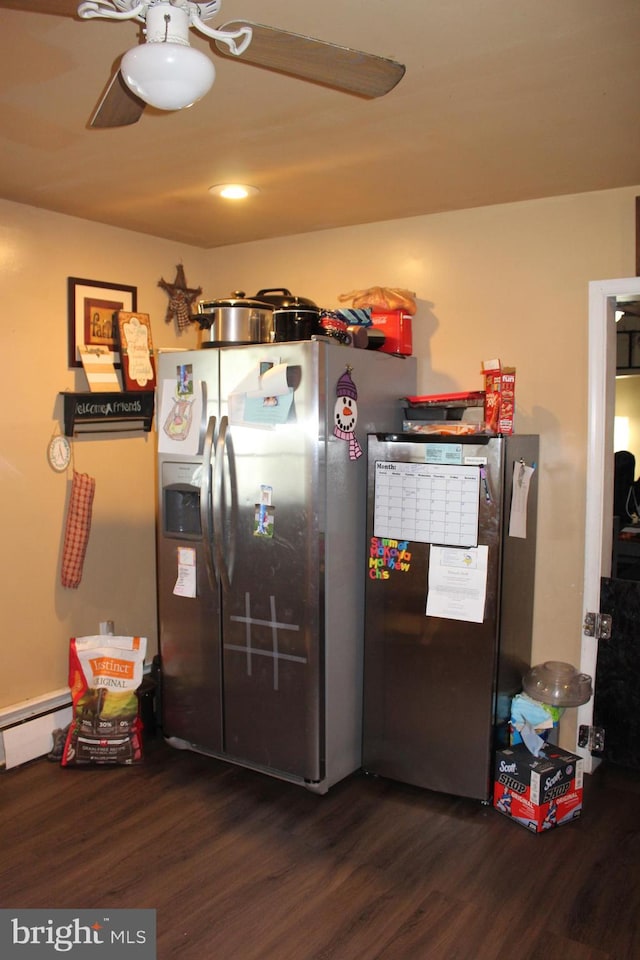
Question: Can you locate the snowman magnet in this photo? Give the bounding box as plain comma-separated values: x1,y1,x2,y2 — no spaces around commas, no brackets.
333,366,363,460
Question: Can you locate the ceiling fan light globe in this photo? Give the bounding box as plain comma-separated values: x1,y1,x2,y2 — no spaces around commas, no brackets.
121,43,215,112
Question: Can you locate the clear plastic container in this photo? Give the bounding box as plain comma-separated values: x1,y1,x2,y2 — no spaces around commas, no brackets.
522,660,593,707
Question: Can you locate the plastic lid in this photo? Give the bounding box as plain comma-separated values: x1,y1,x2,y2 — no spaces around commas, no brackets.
522,660,593,707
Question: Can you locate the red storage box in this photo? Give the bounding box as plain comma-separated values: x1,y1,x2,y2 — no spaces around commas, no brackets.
370,310,413,356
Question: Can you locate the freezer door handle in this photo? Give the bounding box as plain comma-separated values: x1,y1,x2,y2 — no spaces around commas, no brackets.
200,414,218,591
212,415,237,591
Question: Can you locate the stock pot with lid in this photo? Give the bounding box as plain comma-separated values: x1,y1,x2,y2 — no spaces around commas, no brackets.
196,292,274,346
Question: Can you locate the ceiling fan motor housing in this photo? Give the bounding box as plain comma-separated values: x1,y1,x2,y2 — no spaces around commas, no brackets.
143,3,191,45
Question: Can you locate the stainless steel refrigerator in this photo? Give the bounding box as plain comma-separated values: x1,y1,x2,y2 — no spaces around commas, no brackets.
363,433,538,800
156,340,416,793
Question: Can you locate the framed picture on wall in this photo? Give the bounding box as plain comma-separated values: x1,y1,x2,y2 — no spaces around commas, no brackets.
68,277,137,369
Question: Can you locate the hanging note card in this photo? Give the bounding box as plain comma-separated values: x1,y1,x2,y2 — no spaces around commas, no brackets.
173,546,196,599
509,460,535,538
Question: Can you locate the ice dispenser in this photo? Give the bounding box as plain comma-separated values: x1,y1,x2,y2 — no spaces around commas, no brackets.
162,462,202,539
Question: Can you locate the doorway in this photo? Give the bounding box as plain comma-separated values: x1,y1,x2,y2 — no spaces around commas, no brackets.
579,277,640,773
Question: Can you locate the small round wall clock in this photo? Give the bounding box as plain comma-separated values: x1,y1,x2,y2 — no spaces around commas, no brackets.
48,434,71,472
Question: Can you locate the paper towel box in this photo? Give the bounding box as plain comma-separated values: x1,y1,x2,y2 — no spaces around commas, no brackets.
493,743,583,833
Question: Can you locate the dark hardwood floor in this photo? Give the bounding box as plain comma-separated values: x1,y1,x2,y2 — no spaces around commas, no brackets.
1,737,639,960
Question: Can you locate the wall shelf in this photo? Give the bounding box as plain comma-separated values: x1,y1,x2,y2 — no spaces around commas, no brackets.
60,392,155,436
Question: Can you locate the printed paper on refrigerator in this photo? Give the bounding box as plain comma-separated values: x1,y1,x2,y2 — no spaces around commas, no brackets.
426,545,489,623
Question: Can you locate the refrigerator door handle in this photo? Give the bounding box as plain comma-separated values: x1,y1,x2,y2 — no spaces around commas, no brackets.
200,414,218,591
212,415,237,591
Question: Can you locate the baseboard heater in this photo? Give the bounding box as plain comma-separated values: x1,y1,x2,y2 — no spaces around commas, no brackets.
0,690,72,770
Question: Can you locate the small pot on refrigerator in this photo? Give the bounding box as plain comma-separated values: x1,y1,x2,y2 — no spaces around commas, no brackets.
253,288,322,341
273,308,322,342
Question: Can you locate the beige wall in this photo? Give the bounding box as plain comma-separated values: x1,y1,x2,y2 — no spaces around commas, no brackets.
1,186,638,752
1,200,209,705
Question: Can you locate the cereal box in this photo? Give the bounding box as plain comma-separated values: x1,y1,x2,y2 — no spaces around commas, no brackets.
482,359,516,434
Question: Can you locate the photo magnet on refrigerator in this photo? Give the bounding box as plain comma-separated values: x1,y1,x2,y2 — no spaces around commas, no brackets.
254,484,275,538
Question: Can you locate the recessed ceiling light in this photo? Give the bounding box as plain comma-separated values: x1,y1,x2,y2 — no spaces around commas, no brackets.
209,184,259,200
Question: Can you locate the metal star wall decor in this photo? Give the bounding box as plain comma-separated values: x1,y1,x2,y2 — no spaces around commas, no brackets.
158,264,202,332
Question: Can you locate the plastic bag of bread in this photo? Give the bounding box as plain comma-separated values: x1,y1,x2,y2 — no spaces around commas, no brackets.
338,286,417,315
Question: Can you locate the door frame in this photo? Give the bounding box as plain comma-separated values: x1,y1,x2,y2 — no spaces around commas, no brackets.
579,276,640,772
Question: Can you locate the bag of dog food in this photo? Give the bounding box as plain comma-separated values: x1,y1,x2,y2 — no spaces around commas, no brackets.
61,635,147,766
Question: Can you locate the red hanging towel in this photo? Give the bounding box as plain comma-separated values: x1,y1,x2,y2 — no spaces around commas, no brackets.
60,470,96,589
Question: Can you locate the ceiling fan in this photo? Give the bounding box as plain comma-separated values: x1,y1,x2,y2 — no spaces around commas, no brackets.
1,0,406,128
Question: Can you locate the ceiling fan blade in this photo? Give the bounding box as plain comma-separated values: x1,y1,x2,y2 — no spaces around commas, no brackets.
90,70,145,128
215,21,405,99
0,1,79,14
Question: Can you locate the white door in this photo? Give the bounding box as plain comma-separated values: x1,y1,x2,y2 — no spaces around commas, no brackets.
579,277,640,772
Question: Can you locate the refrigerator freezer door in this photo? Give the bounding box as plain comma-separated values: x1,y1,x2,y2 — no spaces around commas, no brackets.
157,458,224,753
156,351,224,753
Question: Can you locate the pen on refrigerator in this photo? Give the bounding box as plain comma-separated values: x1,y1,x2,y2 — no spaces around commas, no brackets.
480,465,491,502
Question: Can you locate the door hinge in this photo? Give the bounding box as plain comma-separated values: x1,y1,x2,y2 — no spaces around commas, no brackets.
578,724,605,754
583,611,612,640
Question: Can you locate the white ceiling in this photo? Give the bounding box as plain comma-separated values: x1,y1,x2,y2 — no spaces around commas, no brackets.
1,0,639,249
